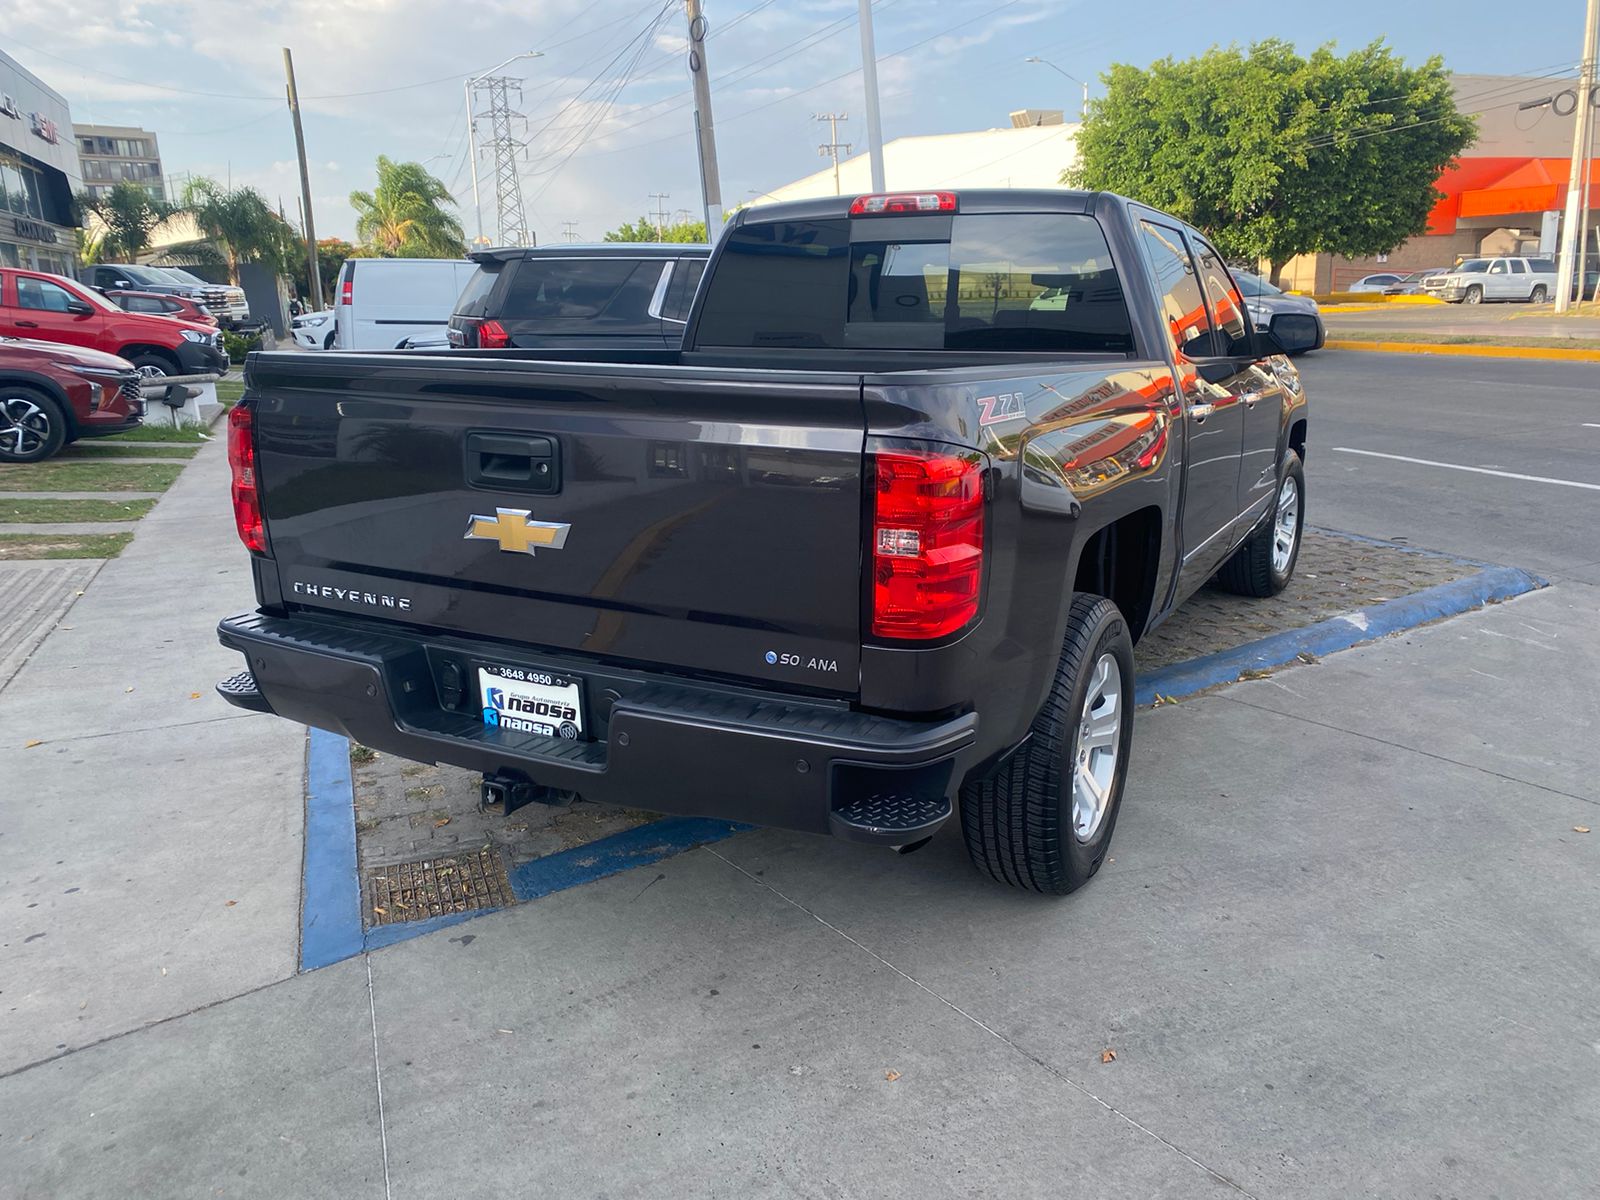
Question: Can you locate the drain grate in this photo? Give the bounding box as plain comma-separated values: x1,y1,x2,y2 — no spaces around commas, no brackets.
364,847,513,928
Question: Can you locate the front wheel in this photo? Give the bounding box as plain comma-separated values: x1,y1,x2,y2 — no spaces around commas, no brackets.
128,353,175,378
0,386,67,463
1463,285,1483,305
960,594,1135,895
1215,451,1305,597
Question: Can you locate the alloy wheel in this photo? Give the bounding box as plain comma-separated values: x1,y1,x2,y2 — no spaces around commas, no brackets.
0,395,51,457
1070,653,1122,843
1272,475,1300,575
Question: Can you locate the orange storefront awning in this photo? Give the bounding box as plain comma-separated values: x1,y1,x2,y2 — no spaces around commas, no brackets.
1431,157,1600,232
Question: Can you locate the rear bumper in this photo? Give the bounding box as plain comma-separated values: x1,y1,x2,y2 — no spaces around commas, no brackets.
217,611,978,845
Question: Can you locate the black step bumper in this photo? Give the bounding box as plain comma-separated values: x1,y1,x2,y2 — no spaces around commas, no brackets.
217,611,977,844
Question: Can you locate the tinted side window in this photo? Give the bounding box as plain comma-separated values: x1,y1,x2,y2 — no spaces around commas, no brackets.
454,265,500,316
660,259,705,323
696,220,851,348
1488,260,1507,275
127,295,165,313
1138,221,1214,359
1527,258,1556,273
1189,234,1249,354
1508,260,1526,274
16,277,76,311
502,259,646,320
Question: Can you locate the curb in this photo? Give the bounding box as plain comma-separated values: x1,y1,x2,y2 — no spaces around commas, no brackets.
1324,339,1600,362
297,560,1548,969
1136,565,1546,706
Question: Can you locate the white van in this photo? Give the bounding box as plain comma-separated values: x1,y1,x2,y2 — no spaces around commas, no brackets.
332,258,480,349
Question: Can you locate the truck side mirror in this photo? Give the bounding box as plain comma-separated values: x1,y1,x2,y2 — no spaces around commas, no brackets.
1252,327,1290,359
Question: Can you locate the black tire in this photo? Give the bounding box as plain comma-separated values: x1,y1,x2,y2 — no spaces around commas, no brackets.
324,330,335,350
128,352,177,378
1215,451,1306,597
0,385,68,463
960,594,1135,895
1463,285,1483,305
1529,285,1547,304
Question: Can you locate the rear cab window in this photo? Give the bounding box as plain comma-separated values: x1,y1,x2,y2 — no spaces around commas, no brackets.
696,213,1135,354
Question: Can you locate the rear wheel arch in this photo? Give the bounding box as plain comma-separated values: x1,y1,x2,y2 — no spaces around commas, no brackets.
1069,505,1162,644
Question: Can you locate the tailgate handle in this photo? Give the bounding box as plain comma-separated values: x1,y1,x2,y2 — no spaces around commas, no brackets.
465,433,560,494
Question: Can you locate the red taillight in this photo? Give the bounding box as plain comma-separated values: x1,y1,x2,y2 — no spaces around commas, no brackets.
340,275,353,305
477,318,511,348
849,191,957,216
871,449,985,639
227,404,266,555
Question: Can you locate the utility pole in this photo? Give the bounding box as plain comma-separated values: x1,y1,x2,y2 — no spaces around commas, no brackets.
1555,0,1599,313
857,0,886,192
648,193,671,240
561,221,580,243
282,48,322,310
684,0,724,233
814,112,852,195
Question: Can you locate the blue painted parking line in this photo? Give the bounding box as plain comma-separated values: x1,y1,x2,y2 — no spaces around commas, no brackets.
297,558,1546,971
301,727,364,971
1136,565,1545,707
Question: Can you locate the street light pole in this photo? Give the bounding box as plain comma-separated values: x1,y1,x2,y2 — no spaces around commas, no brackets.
1024,56,1089,120
1555,0,1599,313
858,0,886,192
465,50,541,248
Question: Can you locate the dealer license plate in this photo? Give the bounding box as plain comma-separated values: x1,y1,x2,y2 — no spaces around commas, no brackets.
478,666,584,740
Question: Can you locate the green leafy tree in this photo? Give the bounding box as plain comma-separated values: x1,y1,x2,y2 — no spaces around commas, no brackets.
603,216,708,243
1068,40,1475,284
349,156,466,258
289,236,359,305
182,179,295,284
78,181,172,260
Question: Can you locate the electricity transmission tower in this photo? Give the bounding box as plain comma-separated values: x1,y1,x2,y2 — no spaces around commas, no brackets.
814,112,851,195
648,192,671,240
471,74,532,246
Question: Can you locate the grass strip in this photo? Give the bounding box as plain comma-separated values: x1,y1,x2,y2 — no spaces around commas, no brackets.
59,443,199,460
0,497,157,523
0,461,183,493
97,424,210,444
0,532,134,560
1322,329,1600,351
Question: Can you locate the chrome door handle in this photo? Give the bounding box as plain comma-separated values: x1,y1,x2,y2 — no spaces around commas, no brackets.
1239,391,1264,407
1189,402,1214,422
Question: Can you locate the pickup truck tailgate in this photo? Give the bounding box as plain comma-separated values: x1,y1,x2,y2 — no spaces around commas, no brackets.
249,355,865,694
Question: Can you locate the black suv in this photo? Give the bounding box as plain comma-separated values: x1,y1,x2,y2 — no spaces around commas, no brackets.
85,264,250,328
447,244,710,350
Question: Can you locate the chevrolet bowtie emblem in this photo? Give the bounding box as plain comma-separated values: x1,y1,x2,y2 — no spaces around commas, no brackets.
463,508,572,556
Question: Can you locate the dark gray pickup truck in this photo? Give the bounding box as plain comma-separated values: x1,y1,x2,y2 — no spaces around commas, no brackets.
218,190,1310,894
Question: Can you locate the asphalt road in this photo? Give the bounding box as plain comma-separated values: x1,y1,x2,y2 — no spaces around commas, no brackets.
1296,351,1600,584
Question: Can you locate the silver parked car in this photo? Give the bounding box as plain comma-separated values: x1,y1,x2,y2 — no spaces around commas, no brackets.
1422,257,1558,304
1234,271,1325,355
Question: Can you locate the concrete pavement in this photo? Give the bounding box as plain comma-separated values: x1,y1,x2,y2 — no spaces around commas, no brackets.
0,438,305,1075
3,578,1594,1198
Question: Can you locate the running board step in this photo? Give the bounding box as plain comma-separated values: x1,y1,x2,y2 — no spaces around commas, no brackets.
829,792,952,846
215,668,273,714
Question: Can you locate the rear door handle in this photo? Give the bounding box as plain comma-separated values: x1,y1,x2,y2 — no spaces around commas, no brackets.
1188,403,1214,422
465,432,561,494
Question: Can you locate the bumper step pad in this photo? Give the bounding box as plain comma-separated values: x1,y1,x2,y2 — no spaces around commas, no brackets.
215,668,272,713
829,792,952,844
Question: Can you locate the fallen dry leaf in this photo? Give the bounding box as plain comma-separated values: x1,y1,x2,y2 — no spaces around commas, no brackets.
189,692,202,700
1100,1049,1117,1064
1575,826,1591,834
884,1070,901,1082
433,817,451,828
1239,668,1272,681
24,739,42,749
372,906,387,916
225,900,237,907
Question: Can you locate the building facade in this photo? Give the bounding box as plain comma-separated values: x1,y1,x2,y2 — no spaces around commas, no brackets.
0,48,80,276
1277,74,1599,293
75,123,164,202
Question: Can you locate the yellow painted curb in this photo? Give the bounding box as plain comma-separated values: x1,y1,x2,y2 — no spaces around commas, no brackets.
1289,291,1444,306
1325,339,1600,362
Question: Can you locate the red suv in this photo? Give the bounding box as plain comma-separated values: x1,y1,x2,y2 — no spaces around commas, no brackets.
0,337,144,463
0,268,228,380
103,289,220,327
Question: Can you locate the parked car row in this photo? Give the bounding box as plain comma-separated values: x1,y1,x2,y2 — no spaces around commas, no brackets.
84,264,251,327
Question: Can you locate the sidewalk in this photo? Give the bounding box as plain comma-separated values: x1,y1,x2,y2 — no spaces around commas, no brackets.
0,438,306,1075
3,569,1593,1196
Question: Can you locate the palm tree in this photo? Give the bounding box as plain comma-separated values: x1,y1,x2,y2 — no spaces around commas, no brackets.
182,179,292,285
78,181,173,260
350,157,466,258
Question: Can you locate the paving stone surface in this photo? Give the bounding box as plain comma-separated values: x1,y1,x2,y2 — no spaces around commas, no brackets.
1135,530,1475,672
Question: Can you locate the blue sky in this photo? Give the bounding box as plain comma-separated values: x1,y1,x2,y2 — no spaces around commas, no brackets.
5,0,1584,246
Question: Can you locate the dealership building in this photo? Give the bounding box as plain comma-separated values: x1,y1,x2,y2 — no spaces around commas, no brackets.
0,47,81,277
